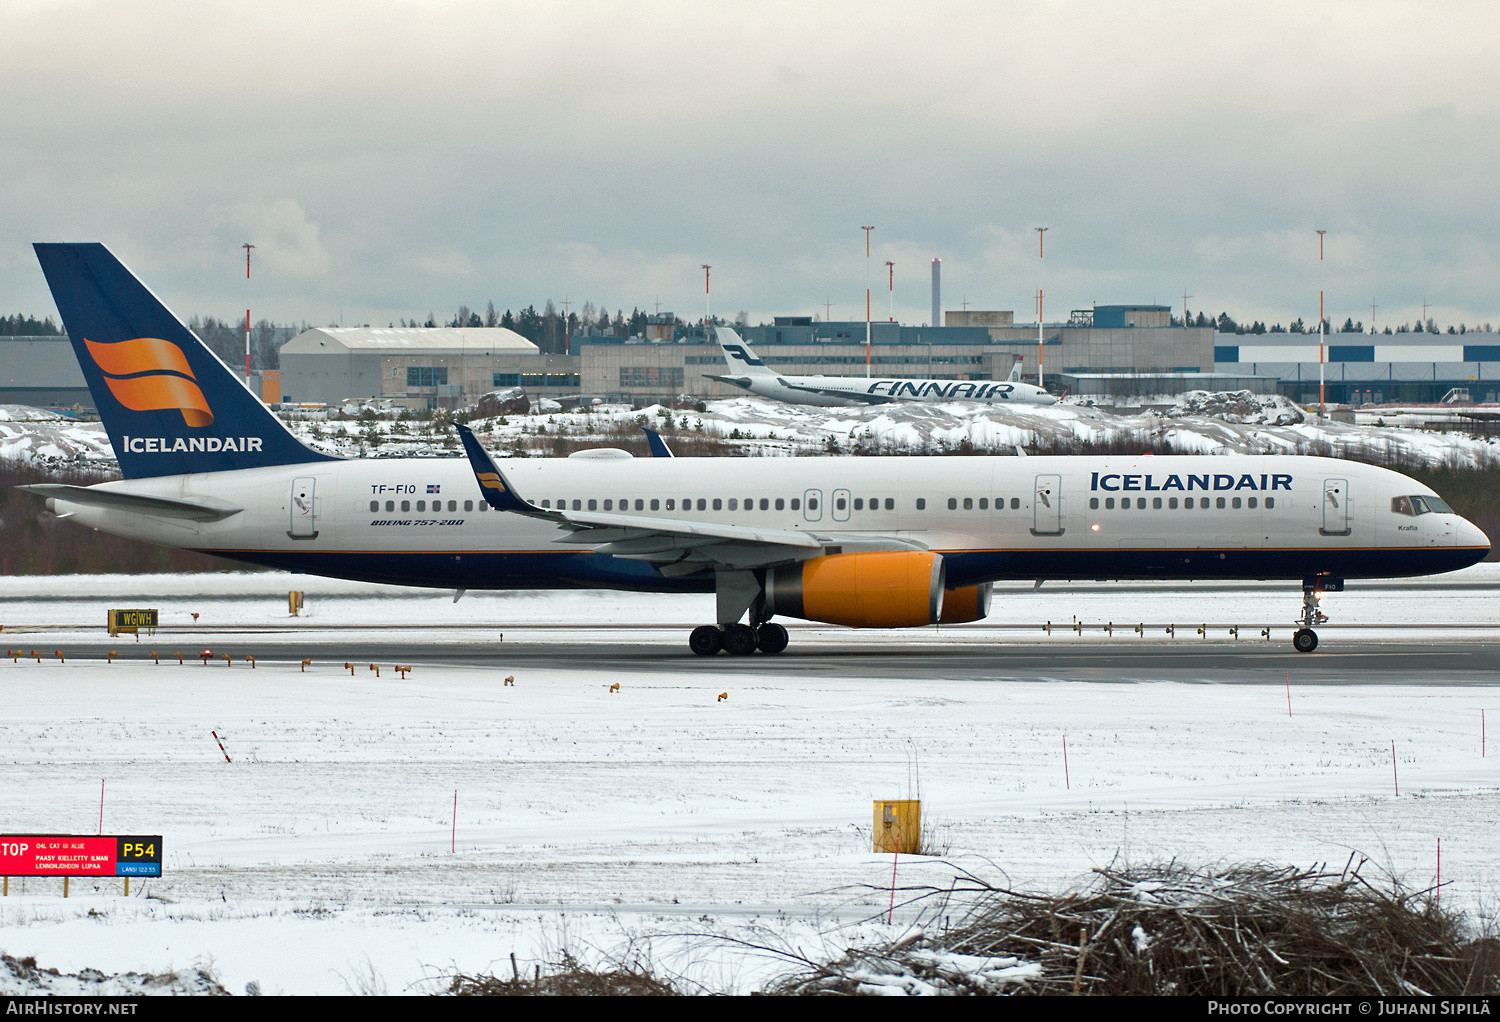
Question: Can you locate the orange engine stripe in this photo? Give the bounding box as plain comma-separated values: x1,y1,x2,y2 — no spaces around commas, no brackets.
85,337,195,379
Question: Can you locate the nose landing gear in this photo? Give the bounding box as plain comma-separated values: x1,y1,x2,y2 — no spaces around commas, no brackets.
688,621,789,656
1293,578,1339,653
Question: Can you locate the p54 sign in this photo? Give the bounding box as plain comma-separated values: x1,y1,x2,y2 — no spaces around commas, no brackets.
0,835,162,877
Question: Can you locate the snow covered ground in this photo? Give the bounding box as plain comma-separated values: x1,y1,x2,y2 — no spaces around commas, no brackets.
1,571,1498,995
8,392,1500,476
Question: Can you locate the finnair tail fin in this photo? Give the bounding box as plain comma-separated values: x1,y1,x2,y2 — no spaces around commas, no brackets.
715,327,778,377
1008,356,1024,383
33,243,337,479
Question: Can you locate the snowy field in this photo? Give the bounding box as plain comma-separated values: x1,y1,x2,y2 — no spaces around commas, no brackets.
7,391,1500,476
1,572,1499,995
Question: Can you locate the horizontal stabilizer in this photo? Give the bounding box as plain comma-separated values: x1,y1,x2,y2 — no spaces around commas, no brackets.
22,483,242,521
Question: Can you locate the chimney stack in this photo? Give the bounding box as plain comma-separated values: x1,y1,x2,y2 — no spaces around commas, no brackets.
931,258,941,328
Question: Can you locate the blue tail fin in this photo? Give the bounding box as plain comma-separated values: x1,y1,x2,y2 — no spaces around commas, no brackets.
33,243,337,479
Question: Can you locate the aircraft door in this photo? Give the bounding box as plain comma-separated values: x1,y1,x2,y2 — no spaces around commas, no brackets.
831,488,851,522
1320,478,1351,536
289,476,318,540
1030,474,1064,536
803,488,823,522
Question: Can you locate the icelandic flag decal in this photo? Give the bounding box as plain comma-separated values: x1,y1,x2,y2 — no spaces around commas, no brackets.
427,484,440,493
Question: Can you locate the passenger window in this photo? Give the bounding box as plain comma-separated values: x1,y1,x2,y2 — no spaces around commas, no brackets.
370,500,378,512
569,499,579,510
1119,500,1129,512
853,498,863,510
1137,498,1146,509
947,497,958,510
401,500,410,512
1248,497,1257,509
836,497,846,510
665,499,675,510
885,498,894,510
465,500,474,511
1168,497,1178,509
713,498,722,510
588,499,598,511
789,499,799,510
1152,497,1162,509
635,499,644,511
447,500,455,512
1105,497,1115,509
1216,497,1226,509
868,496,878,508
916,498,926,510
1090,497,1099,510
1231,497,1241,509
729,498,738,510
1392,496,1414,516
603,500,612,510
1265,497,1275,509
1184,497,1194,509
979,498,988,510
651,499,660,510
807,498,818,510
963,497,973,510
541,500,550,508
1009,498,1020,510
479,503,488,512
764,498,773,510
697,498,707,511
618,498,627,509
417,500,426,512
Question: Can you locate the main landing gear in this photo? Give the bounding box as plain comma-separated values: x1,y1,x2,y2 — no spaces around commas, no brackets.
1292,579,1336,653
689,622,789,656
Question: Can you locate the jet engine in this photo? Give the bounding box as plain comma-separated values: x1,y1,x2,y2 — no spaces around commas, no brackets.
938,582,992,624
764,551,945,628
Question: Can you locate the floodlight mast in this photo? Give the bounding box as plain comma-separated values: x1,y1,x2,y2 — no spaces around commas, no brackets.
242,243,254,388
862,226,874,377
702,264,711,339
1317,230,1326,420
886,260,895,322
1035,227,1048,388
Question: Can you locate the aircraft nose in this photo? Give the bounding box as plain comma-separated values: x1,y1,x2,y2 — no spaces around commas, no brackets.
1457,517,1490,551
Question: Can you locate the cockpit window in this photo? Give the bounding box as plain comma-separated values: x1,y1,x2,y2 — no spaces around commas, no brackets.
1397,495,1454,516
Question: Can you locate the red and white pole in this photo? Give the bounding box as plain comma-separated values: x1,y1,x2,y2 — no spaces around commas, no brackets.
242,242,255,389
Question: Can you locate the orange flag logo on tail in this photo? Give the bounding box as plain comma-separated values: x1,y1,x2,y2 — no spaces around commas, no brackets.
84,337,213,427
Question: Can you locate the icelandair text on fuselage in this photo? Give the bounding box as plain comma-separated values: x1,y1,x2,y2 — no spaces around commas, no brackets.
1092,472,1293,493
1208,1003,1489,1016
120,435,263,454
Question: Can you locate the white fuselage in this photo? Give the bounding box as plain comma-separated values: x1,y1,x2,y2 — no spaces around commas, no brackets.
713,372,1057,408
47,454,1488,593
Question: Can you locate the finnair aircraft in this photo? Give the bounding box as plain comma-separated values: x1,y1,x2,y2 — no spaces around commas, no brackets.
704,327,1057,407
24,243,1488,656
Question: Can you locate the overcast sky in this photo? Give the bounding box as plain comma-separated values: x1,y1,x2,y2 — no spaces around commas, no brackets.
3,0,1498,332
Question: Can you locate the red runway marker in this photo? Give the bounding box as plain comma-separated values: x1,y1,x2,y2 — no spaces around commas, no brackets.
212,730,231,764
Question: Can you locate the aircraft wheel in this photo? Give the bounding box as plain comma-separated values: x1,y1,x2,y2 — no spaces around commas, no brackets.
756,623,789,655
723,623,758,657
1293,628,1319,653
689,625,723,656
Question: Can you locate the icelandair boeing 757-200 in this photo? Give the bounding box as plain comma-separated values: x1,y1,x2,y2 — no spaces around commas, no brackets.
704,327,1058,407
23,243,1489,655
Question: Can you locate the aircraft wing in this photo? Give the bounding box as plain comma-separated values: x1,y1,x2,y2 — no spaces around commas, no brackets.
455,424,913,574
21,483,243,521
774,381,896,404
